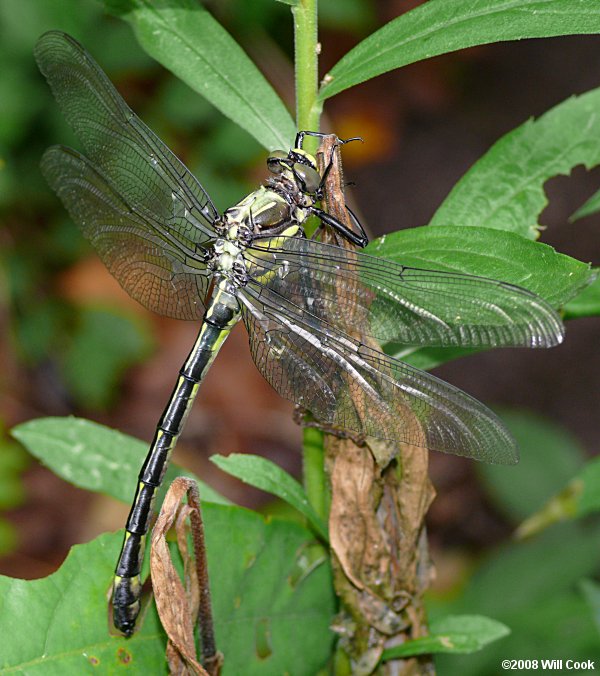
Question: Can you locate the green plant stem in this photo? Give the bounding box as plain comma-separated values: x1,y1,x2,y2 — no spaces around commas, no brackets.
302,427,328,521
293,0,321,149
293,0,326,514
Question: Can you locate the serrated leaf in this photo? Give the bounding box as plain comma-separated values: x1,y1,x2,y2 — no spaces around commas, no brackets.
11,417,229,506
0,505,336,674
106,0,295,150
368,226,592,368
564,272,600,318
319,0,600,100
381,615,509,660
430,87,600,238
367,226,591,307
211,453,328,540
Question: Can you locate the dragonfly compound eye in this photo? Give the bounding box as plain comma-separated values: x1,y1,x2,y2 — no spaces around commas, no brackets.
293,163,321,194
266,150,288,174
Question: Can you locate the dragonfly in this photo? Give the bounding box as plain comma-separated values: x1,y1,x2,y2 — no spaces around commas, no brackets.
35,31,564,636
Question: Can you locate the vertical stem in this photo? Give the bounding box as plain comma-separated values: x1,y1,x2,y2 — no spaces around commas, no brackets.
293,0,321,149
293,0,325,513
302,427,328,520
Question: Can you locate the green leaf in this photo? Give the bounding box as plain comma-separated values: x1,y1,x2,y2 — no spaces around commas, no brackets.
106,0,296,150
0,505,336,674
11,417,229,506
0,532,167,673
367,226,592,308
158,75,219,129
516,456,600,538
211,453,328,541
457,522,600,616
564,272,600,319
205,504,335,674
0,59,45,146
61,306,153,410
433,522,600,675
438,589,598,675
477,411,585,522
319,0,600,100
387,345,480,373
0,425,28,510
368,226,593,368
571,187,600,221
575,456,600,517
430,87,600,238
382,615,509,660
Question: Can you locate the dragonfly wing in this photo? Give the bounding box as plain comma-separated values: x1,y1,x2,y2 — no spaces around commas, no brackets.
35,31,218,247
42,145,208,320
240,282,518,464
245,237,564,348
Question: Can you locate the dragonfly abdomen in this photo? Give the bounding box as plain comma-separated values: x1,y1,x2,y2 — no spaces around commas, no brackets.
112,283,240,634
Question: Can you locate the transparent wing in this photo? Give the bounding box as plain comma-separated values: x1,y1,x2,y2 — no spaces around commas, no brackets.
34,31,218,250
42,146,209,320
240,282,517,463
245,237,564,348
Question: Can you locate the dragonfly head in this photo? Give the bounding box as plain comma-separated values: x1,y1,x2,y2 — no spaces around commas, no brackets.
266,148,321,195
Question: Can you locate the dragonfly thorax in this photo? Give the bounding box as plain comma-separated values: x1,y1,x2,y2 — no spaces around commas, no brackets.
207,237,248,287
211,143,322,251
223,184,311,240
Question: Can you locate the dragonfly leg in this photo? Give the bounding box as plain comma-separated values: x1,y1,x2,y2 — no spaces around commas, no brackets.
309,205,369,248
295,130,325,149
344,204,369,246
293,406,368,445
316,137,363,195
295,130,363,150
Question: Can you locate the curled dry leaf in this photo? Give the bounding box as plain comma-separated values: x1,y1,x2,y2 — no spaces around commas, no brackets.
150,477,222,676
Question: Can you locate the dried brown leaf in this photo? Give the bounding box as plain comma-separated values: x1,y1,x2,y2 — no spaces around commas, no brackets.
150,477,221,676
